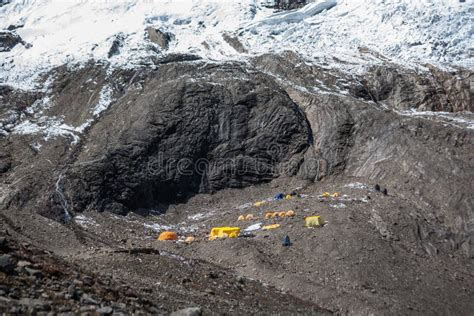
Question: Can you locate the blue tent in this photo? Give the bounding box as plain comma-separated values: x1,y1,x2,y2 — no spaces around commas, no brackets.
274,193,285,200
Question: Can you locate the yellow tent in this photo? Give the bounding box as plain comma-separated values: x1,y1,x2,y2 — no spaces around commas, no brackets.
209,227,241,240
305,216,324,228
265,212,275,219
262,224,280,230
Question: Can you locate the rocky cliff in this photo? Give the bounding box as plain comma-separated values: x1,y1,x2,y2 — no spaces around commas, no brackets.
1,53,472,256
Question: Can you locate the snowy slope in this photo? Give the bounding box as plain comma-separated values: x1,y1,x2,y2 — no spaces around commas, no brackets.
244,0,473,71
0,0,264,89
0,0,473,89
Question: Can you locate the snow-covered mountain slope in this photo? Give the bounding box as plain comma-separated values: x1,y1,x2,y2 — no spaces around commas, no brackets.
245,0,473,71
0,0,472,89
0,0,261,88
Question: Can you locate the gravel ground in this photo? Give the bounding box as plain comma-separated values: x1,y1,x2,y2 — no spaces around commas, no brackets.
2,177,472,314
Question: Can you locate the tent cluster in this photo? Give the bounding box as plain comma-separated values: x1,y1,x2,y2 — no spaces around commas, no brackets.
252,191,302,208
238,214,256,221
238,210,296,220
273,191,298,201
156,188,334,243
321,192,339,198
253,200,266,207
204,188,325,240
262,224,280,231
265,210,296,219
249,190,307,208
157,231,196,243
155,184,386,244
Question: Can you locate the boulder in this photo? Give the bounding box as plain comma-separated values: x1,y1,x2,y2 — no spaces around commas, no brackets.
0,31,22,52
0,0,11,8
25,267,43,278
0,254,15,274
7,24,23,31
108,34,124,58
222,33,247,53
0,237,7,251
146,27,173,50
171,307,202,316
18,298,51,311
0,156,11,173
97,306,113,315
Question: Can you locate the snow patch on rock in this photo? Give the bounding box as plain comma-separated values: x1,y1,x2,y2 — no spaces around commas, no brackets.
12,118,82,144
344,182,369,190
144,222,174,232
92,85,114,116
75,214,99,228
398,109,474,130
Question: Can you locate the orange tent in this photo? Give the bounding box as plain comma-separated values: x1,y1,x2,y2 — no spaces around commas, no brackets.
158,231,178,241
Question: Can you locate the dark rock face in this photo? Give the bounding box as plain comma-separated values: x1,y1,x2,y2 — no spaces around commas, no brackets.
0,254,15,274
158,53,201,64
0,31,22,52
146,27,173,50
263,0,307,10
108,34,124,58
361,65,473,112
222,33,247,53
0,0,11,8
427,65,473,112
0,85,42,137
0,153,11,173
64,63,310,214
7,24,23,31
